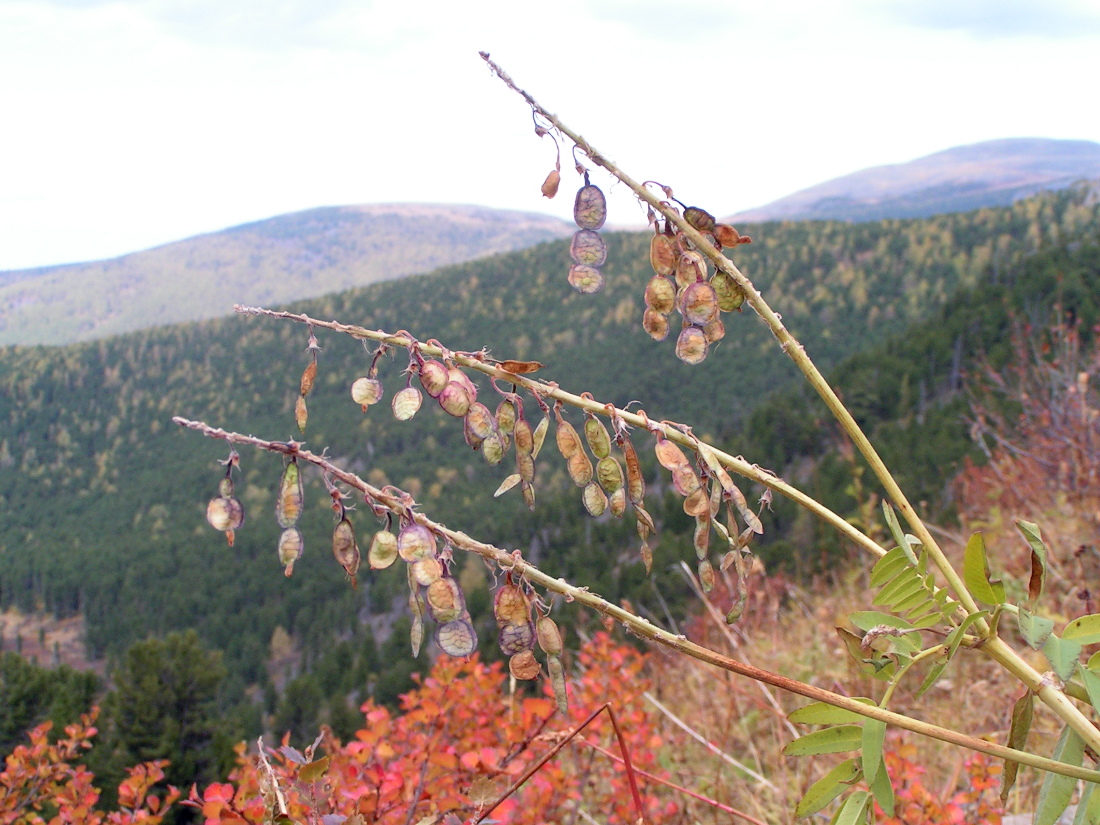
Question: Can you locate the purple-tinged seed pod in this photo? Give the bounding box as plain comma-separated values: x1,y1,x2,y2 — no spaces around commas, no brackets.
567,265,604,294
675,326,709,365
570,229,608,266
418,360,449,398
573,184,607,230
397,522,437,562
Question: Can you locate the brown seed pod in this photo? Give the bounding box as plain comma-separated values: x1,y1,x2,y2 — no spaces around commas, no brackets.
573,184,607,230
714,223,745,247
642,309,670,341
536,616,563,656
683,487,710,517
582,481,608,516
278,527,303,577
300,360,317,396
570,229,608,267
654,437,691,472
699,559,716,593
547,654,568,713
481,431,506,465
671,464,703,497
693,514,710,560
368,530,399,569
494,582,531,626
649,233,677,277
418,360,449,398
392,386,423,421
609,486,627,517
495,400,517,435
531,416,549,459
712,271,746,312
522,480,536,510
675,326,709,365
509,649,541,680
541,168,561,199
397,522,437,562
567,264,604,294
437,618,478,657
275,461,303,528
619,434,645,505
332,517,360,583
635,504,656,537
498,621,536,656
567,450,593,487
408,565,425,657
295,395,308,433
206,496,245,533
515,450,535,484
644,275,676,314
464,402,495,441
351,377,383,410
675,251,707,290
411,556,443,587
703,317,725,344
425,575,466,623
596,455,624,494
555,415,582,460
679,281,719,327
438,381,472,418
513,418,534,455
584,416,611,459
684,206,717,233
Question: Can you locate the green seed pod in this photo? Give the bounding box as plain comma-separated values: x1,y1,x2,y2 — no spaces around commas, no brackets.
567,264,604,294
644,275,676,314
351,377,383,410
299,360,317,396
437,618,478,657
411,556,443,586
535,616,563,656
684,206,717,232
547,654,568,713
531,416,549,459
425,575,466,623
649,233,677,277
391,386,423,421
675,326,709,365
418,359,449,398
584,416,611,459
570,229,608,266
218,477,235,498
513,417,534,455
573,184,607,230
494,582,531,626
582,481,608,517
712,271,746,312
438,381,472,417
495,400,516,435
699,559,716,593
499,621,536,656
675,251,707,290
642,308,670,342
278,527,303,577
368,530,398,569
294,395,308,433
596,455,624,494
397,523,437,562
275,461,303,528
481,431,506,465
679,281,719,326
609,487,627,518
509,649,541,680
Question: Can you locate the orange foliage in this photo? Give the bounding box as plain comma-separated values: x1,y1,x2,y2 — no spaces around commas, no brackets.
878,741,1002,825
0,710,179,825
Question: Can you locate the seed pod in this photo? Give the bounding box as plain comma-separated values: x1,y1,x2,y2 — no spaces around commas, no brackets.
679,281,719,326
411,556,443,586
683,487,710,517
437,618,478,657
639,541,653,574
570,229,608,267
675,326,709,365
499,621,536,656
649,233,677,276
671,464,702,497
275,461,304,528
332,518,361,582
418,360,449,398
495,400,516,435
438,381,472,417
392,386,423,421
711,271,746,312
408,566,425,658
218,476,235,498
654,438,691,472
206,496,244,533
567,450,593,487
703,317,725,344
481,431,506,465
351,377,383,410
522,480,535,510
295,395,308,433
509,649,541,680
368,530,398,569
300,360,317,396
541,168,561,199
278,527,303,577
619,435,645,505
536,616,563,655
567,264,604,294
676,251,707,289
584,416,611,459
426,575,466,623
397,523,437,562
684,206,716,233
547,654,568,713
582,481,608,516
693,514,710,560
448,368,478,400
531,416,549,459
464,402,495,444
573,184,607,230
645,275,676,314
494,583,531,626
635,505,656,537
494,473,522,497
714,223,744,247
699,559,716,593
596,455,624,494
515,450,535,484
555,415,582,459
513,418,534,455
609,487,626,517
642,309,669,341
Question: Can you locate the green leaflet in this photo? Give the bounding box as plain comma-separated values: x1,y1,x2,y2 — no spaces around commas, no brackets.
1035,724,1086,825
882,501,918,565
963,531,1005,606
946,611,990,660
1017,520,1048,605
1043,634,1083,682
870,547,910,587
1019,606,1055,650
1001,692,1034,805
1063,614,1100,645
832,791,871,825
788,700,874,726
1073,780,1100,825
1081,667,1100,723
783,725,863,756
867,755,895,817
915,657,949,697
1089,650,1100,671
795,758,861,819
861,719,887,787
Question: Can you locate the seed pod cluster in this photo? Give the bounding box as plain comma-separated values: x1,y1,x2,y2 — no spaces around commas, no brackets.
643,211,751,364
275,459,304,576
295,338,319,433
568,175,608,294
493,578,541,680
206,473,245,547
396,521,477,658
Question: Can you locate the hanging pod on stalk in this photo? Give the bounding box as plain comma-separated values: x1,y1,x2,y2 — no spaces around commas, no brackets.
275,460,304,529
332,517,360,586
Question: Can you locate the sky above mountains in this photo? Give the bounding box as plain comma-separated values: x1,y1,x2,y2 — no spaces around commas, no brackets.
1,0,1099,271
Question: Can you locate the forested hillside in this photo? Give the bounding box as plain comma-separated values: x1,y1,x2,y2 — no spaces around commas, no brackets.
1,185,1098,726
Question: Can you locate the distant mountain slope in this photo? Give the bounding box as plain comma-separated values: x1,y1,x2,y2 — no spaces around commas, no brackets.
733,138,1100,223
0,204,573,346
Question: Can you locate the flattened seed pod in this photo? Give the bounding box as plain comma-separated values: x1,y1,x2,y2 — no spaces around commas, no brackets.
536,616,563,655
295,395,308,433
547,654,568,713
368,530,398,569
481,431,506,465
703,317,725,344
714,223,744,248
654,437,691,472
515,450,535,484
351,377,383,409
555,416,582,459
711,271,746,312
573,184,607,230
693,515,710,559
498,621,536,656
438,381,472,418
509,649,541,680
619,435,645,505
570,229,608,266
541,168,561,199
278,527,303,577
397,523,437,562
392,386,423,421
642,309,670,342
207,496,244,533
218,476,234,498
567,450,593,487
426,576,465,623
531,416,549,459
639,541,653,574
437,618,478,657
596,455,624,494
676,251,707,289
679,281,719,327
275,461,304,528
675,326,709,365
567,265,604,294
522,481,535,510
300,361,317,396
513,418,534,455
448,367,478,400
582,481,608,516
609,487,627,517
699,559,716,592
411,557,443,586
645,275,676,314
684,206,717,233
465,402,495,441
649,233,677,276
332,518,360,581
408,567,425,657
494,582,531,626
495,400,516,435
683,487,710,517
671,464,702,497
584,416,611,459
418,360,449,398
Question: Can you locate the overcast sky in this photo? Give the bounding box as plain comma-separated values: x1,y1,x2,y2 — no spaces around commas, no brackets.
1,0,1098,271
